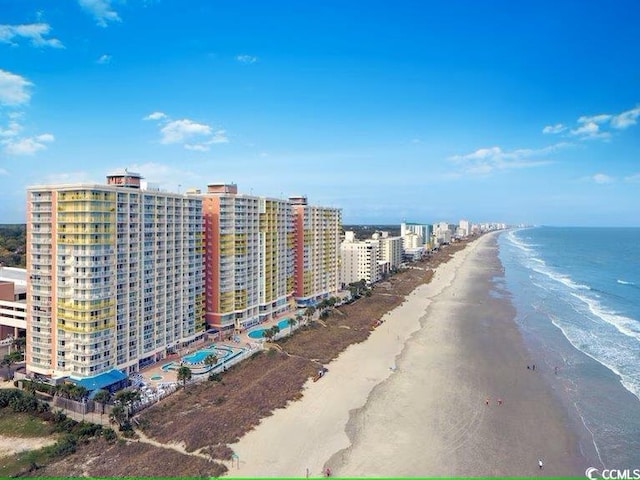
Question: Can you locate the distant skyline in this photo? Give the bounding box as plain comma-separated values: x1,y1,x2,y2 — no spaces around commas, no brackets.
0,0,639,226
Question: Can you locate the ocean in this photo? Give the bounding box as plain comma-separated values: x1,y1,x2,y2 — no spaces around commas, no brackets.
499,227,640,470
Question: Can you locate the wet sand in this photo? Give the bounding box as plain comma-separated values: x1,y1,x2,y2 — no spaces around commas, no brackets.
229,233,586,477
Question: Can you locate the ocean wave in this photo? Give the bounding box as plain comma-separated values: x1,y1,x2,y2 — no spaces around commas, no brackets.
569,292,640,343
617,279,637,287
550,315,640,402
507,231,538,253
531,264,591,291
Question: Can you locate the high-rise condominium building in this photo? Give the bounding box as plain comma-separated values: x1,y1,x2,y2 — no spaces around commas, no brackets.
202,184,293,335
340,231,381,286
290,196,341,307
26,170,204,381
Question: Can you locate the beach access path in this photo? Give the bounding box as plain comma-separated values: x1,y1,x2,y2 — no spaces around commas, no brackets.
228,232,586,477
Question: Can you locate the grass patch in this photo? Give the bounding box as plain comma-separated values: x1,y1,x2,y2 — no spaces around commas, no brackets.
0,410,52,437
0,445,51,477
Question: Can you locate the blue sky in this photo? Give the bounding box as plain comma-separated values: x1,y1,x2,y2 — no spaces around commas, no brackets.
0,0,639,226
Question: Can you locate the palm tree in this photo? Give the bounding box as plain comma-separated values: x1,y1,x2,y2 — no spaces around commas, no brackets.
93,389,110,420
177,366,192,389
304,306,316,324
12,336,26,355
114,388,141,418
1,350,22,380
55,382,74,399
271,325,280,339
287,317,297,335
204,353,218,371
71,385,88,401
262,329,274,342
109,404,127,428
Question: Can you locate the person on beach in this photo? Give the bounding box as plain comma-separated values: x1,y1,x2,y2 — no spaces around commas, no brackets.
497,398,503,405
538,459,544,469
532,364,536,371
485,397,490,405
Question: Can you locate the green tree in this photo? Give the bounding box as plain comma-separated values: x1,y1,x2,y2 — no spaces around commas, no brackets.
70,385,88,401
262,329,274,342
271,325,280,338
93,389,111,418
304,306,316,324
12,336,26,354
287,317,297,335
204,353,218,371
109,404,127,428
2,350,23,379
177,366,192,389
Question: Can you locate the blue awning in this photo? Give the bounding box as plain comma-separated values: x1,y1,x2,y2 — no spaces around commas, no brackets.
69,368,127,392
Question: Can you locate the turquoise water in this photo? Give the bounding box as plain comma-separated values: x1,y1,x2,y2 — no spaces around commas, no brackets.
247,318,292,339
499,227,640,468
183,347,218,364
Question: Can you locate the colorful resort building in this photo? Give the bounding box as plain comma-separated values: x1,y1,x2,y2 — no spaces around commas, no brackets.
290,195,341,307
201,183,294,337
25,170,204,388
23,172,342,388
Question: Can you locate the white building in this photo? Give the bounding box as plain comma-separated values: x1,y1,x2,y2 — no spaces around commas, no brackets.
0,267,27,340
340,232,380,286
370,232,403,270
458,219,470,237
26,170,205,381
433,221,452,245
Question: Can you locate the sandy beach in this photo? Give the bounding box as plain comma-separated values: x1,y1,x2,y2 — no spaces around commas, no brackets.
228,232,586,477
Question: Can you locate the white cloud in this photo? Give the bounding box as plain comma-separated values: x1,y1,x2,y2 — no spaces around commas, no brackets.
577,114,611,125
624,173,640,183
2,132,54,155
570,121,611,140
592,173,613,184
160,119,212,144
542,123,566,134
0,120,21,137
610,105,640,130
0,23,64,48
143,111,167,121
96,54,112,64
571,121,599,136
145,112,228,151
0,168,8,175
0,69,33,106
450,143,565,175
236,54,257,64
78,0,121,27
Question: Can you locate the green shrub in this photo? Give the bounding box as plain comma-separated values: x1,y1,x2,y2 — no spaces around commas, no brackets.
102,427,117,442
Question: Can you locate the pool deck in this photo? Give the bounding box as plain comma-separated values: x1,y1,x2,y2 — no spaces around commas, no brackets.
137,313,301,387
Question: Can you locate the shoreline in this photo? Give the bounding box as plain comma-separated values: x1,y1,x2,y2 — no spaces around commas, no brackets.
228,232,587,477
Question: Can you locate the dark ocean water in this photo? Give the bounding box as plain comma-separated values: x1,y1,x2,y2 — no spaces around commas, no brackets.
498,227,640,469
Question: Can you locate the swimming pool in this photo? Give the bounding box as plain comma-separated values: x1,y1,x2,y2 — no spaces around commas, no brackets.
183,346,218,364
160,345,244,373
247,318,292,339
